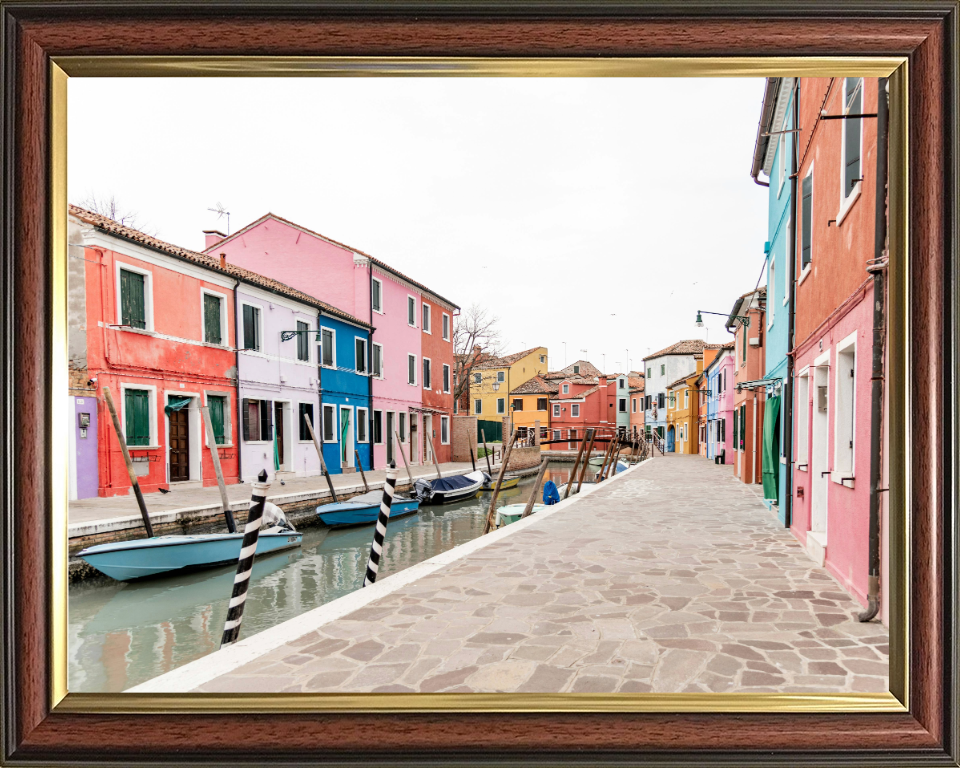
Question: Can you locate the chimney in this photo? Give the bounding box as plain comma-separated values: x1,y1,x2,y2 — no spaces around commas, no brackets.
219,253,227,269
204,229,226,250
598,376,608,423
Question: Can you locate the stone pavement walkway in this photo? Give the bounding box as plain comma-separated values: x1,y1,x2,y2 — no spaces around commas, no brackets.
192,456,889,694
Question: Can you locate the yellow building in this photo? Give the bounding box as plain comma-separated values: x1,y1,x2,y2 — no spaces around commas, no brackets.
665,355,704,454
471,346,548,440
508,375,558,441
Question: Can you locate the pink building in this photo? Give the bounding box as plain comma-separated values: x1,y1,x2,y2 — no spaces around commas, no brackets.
204,214,457,470
704,343,735,463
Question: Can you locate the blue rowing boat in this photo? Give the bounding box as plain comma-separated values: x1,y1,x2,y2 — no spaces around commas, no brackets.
78,502,302,582
316,489,420,527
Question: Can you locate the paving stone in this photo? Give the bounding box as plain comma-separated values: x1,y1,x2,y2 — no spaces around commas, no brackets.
571,675,619,693
340,640,385,662
466,660,537,692
516,664,576,692
420,666,479,693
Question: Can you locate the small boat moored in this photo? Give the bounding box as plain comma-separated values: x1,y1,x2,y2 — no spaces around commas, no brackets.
496,503,545,528
481,473,520,491
316,489,420,527
414,470,485,505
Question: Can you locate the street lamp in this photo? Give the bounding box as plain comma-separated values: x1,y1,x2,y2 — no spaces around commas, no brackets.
695,310,750,330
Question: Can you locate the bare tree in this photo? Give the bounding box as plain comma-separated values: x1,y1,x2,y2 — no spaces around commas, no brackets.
453,303,504,406
79,193,153,233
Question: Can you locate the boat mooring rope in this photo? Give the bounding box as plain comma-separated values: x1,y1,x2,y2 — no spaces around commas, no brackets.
363,463,398,587
220,469,270,648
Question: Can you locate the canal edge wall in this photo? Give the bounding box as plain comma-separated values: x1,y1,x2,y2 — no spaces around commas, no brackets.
128,457,655,694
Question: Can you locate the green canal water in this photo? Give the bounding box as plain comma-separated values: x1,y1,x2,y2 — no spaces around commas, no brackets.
68,463,579,692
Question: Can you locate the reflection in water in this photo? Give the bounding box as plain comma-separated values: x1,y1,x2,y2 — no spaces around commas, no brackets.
68,463,576,692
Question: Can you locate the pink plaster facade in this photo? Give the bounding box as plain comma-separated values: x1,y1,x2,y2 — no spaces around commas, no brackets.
205,214,457,470
706,349,735,463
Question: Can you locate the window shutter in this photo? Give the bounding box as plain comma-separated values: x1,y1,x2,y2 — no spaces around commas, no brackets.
242,398,250,441
124,389,150,446
203,294,221,344
120,269,146,329
297,321,309,361
732,409,738,447
801,174,813,267
261,400,273,441
209,396,226,444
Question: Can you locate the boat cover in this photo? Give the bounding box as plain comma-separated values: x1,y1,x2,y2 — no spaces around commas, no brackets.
543,481,560,505
431,473,480,492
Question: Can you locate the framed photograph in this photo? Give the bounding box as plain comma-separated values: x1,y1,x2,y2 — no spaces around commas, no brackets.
1,1,957,765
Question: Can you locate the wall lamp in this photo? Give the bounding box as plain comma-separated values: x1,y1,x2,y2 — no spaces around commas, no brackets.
695,310,750,329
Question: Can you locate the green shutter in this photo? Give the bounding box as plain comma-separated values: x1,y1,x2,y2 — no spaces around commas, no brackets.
732,408,738,449
204,294,222,344
124,389,150,446
119,269,146,329
209,395,226,444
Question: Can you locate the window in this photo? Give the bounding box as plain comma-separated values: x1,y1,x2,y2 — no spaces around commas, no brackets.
442,364,450,393
322,404,335,442
796,372,809,463
801,170,813,268
785,218,792,303
355,337,368,374
647,367,652,378
778,127,786,193
442,313,450,340
474,399,482,415
124,389,151,446
242,398,273,442
422,303,431,333
742,327,747,363
619,378,625,389
619,398,627,413
497,371,505,383
562,384,569,394
835,341,857,476
657,393,665,409
513,398,523,411
398,412,406,441
497,398,505,414
669,393,676,408
407,296,416,326
660,364,665,376
320,328,335,367
423,357,432,389
842,78,863,199
540,355,546,363
203,293,223,344
768,260,775,328
720,418,726,443
298,402,314,441
441,416,450,444
357,407,369,442
296,320,309,361
573,365,580,374
373,410,383,443
242,304,261,351
632,398,637,413
740,404,747,449
537,397,547,411
119,268,147,330
553,430,561,441
372,343,383,378
208,394,228,444
371,277,383,313
408,354,417,386
553,404,560,417
473,372,481,385
571,403,580,417
684,390,689,408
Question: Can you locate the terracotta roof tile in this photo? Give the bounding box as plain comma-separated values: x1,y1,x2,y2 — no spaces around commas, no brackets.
70,205,372,329
474,346,544,371
509,375,559,395
667,371,699,389
644,339,709,361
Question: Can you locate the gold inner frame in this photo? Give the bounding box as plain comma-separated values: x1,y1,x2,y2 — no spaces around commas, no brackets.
50,56,909,714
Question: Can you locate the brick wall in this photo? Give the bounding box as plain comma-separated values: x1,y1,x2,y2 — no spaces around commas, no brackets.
507,445,541,471
452,415,477,462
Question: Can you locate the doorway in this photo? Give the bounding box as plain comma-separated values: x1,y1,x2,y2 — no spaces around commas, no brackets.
811,364,830,536
274,401,285,470
423,414,433,465
340,406,354,468
410,412,419,464
666,425,675,453
169,407,190,481
386,412,395,466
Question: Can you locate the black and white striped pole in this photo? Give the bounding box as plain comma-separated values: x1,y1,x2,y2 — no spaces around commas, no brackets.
220,469,271,648
362,462,398,587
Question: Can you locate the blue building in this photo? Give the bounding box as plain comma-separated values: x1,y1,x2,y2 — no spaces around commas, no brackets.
317,312,374,475
750,77,795,524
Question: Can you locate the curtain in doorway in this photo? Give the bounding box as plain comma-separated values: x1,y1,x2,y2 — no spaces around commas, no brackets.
762,394,781,500
164,395,191,416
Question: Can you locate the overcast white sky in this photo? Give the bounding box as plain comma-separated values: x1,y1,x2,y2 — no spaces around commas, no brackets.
69,77,768,373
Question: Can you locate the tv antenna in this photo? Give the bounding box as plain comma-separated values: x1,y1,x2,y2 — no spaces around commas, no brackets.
208,202,231,235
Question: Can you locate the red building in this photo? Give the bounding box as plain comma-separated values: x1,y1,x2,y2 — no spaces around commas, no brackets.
419,294,456,463
547,371,617,450
70,206,240,497
729,287,767,485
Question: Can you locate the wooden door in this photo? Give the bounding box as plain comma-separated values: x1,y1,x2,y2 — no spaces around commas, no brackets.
169,408,190,481
274,402,284,467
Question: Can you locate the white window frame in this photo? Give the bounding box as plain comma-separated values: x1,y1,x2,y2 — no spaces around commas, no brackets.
497,397,505,415
553,404,561,417
632,398,637,413
796,369,810,465
473,372,482,385
371,277,383,314
202,390,233,448
497,371,505,383
440,415,450,445
838,77,865,223
423,356,432,390
239,300,265,354
292,318,313,364
119,382,159,449
407,295,417,327
356,406,369,443
115,261,155,332
474,399,482,415
571,404,580,417
619,398,627,413
833,333,858,483
552,430,561,441
322,403,337,443
442,363,451,393
422,303,431,334
319,326,337,368
371,341,384,379
562,383,569,394
442,313,450,341
372,410,384,444
407,353,417,386
200,288,229,346
354,336,368,374
684,390,689,409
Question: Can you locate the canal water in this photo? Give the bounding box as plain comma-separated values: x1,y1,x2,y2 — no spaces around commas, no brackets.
68,463,580,692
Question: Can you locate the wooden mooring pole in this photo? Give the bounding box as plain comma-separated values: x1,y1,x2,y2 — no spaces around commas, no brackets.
102,387,155,538
521,458,550,519
480,430,493,475
355,450,370,493
303,413,338,503
200,405,237,533
482,429,518,534
426,432,442,480
394,431,415,485
576,429,597,494
564,428,590,500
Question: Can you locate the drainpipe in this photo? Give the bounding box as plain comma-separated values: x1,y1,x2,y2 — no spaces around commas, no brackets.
317,308,323,469
859,77,888,623
368,261,373,471
232,278,243,483
783,79,799,529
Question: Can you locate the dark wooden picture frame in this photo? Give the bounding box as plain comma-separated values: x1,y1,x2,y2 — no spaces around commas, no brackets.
1,2,957,765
